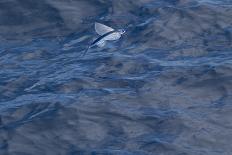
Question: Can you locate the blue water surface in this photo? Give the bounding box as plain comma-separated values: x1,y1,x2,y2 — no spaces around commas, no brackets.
0,0,232,155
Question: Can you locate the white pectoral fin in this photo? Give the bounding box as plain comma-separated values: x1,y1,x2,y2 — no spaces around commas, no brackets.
96,40,106,47
95,22,114,35
104,32,121,41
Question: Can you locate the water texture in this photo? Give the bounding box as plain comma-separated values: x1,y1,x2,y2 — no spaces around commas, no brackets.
0,0,232,155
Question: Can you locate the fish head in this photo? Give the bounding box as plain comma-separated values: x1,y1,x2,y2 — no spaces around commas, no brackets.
118,29,126,35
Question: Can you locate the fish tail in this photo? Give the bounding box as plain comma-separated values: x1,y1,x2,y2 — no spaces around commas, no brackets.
81,46,90,57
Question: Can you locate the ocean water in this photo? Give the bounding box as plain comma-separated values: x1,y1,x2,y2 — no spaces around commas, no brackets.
0,0,232,155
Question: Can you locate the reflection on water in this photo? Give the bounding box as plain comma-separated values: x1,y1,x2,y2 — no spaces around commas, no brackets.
0,0,232,155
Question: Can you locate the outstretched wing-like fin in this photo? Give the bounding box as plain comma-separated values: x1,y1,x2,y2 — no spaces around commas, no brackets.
96,40,106,47
103,32,121,41
95,22,114,35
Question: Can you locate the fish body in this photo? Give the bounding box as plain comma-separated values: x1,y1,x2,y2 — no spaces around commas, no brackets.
91,31,116,47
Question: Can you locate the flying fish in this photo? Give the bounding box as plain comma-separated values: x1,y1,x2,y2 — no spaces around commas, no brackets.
82,22,125,56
